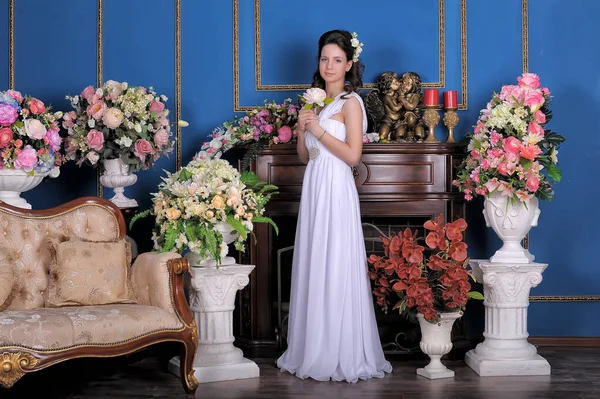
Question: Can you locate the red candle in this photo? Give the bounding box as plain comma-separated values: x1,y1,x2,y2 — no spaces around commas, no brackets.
443,90,458,109
423,89,439,106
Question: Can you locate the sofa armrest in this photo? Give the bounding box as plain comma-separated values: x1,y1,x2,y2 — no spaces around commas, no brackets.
130,252,193,325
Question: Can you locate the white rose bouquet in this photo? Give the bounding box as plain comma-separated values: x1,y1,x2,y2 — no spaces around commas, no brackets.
299,88,333,110
131,158,278,264
64,80,183,173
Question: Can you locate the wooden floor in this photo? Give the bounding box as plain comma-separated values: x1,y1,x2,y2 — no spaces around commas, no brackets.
4,346,600,398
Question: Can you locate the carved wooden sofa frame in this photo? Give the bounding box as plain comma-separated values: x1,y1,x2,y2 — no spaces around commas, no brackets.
0,197,198,393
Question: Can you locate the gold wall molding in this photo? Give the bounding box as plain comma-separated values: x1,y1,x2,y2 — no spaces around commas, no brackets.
175,0,182,170
8,0,14,89
530,296,600,302
522,0,529,74
97,0,104,197
235,0,468,111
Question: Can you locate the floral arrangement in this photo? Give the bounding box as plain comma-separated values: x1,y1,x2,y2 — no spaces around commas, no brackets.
454,73,565,203
0,90,64,174
63,80,179,173
368,215,482,323
132,158,278,264
196,99,299,171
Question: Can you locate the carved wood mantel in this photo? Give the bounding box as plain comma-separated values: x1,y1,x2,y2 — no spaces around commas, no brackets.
234,143,465,358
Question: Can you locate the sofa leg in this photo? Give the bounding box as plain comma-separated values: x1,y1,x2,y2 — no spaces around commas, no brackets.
0,351,40,388
180,327,199,394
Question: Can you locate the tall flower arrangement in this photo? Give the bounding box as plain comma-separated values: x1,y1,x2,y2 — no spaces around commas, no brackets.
368,215,482,323
132,158,278,264
454,73,565,203
63,80,177,173
0,90,64,174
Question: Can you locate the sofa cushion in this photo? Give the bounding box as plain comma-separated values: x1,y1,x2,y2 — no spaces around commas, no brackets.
46,238,136,307
0,204,121,310
0,266,14,311
0,304,182,350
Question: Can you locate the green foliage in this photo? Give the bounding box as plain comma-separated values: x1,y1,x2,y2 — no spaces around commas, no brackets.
129,209,151,230
468,291,484,300
252,215,279,235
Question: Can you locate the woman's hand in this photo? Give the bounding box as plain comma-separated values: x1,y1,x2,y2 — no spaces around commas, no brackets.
298,109,319,133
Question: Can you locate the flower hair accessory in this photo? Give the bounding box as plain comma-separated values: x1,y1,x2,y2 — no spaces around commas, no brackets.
350,32,364,62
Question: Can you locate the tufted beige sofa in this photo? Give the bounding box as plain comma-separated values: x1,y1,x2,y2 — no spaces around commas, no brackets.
0,197,198,393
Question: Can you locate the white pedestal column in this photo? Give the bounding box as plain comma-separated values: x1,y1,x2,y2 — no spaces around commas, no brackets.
169,264,260,383
465,259,551,376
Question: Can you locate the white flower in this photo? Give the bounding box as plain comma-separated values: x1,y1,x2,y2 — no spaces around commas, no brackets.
116,136,133,147
95,88,103,96
178,120,189,127
134,123,142,133
549,147,558,164
86,151,100,165
303,87,327,107
210,139,223,150
87,118,96,128
351,38,359,47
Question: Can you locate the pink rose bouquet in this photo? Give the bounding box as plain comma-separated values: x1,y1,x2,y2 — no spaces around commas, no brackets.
454,73,565,203
196,98,299,170
64,80,179,173
0,90,65,174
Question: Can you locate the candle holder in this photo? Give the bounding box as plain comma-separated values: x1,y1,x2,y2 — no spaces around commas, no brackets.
423,106,440,143
443,108,459,143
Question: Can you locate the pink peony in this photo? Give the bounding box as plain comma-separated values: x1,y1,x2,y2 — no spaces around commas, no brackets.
24,118,47,139
133,139,154,161
520,144,542,161
5,90,23,103
149,100,165,113
262,124,274,134
277,126,293,143
526,176,540,193
81,86,96,101
27,98,46,114
517,73,541,88
534,110,546,124
153,129,170,149
13,145,38,171
86,100,107,120
0,127,13,148
0,104,18,126
524,90,545,110
86,129,105,151
528,121,544,136
502,136,521,154
45,128,62,152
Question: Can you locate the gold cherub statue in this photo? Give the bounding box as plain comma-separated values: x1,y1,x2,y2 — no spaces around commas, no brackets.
396,72,425,142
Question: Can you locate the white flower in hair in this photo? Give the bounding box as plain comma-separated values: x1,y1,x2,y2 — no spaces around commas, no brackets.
351,32,364,62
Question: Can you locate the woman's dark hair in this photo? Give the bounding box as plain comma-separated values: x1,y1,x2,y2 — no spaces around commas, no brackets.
311,29,365,95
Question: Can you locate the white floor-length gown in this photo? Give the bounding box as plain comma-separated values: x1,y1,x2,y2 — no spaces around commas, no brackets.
277,91,392,382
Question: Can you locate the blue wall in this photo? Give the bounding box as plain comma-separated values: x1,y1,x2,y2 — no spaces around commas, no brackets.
2,0,599,337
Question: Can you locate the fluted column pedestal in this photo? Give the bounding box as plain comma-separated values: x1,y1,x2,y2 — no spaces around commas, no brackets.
465,259,551,376
169,264,259,383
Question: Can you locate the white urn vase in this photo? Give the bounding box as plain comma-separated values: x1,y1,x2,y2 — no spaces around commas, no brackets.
0,167,60,209
99,157,138,208
417,311,463,379
483,192,540,263
185,221,240,267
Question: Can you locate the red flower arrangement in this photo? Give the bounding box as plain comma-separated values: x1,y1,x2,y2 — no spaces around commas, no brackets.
368,215,482,323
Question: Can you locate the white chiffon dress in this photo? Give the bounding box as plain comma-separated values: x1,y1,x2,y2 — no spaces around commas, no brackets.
277,91,392,382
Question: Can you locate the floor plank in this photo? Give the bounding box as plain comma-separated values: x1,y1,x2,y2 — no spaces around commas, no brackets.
3,347,600,398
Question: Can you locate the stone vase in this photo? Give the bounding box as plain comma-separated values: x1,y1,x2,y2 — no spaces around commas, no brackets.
0,167,60,209
417,311,463,379
184,221,240,267
99,157,138,208
483,192,540,263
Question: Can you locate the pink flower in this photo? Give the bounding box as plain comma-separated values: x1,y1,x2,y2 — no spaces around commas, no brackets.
524,90,545,110
0,104,18,126
86,100,106,120
149,100,165,113
102,108,124,129
13,145,38,171
133,139,154,161
528,121,544,136
490,130,502,146
45,128,62,152
86,129,105,151
497,163,509,176
28,98,46,114
487,148,504,159
515,190,532,202
480,158,491,170
484,178,500,193
262,124,274,134
526,176,539,192
517,73,541,88
277,126,292,143
24,118,47,139
14,139,22,148
104,80,123,100
542,87,551,96
475,187,487,196
520,144,542,161
81,86,96,101
502,137,521,154
0,127,13,148
534,110,546,124
5,90,23,103
153,129,170,149
62,111,77,128
158,116,169,127
474,121,485,134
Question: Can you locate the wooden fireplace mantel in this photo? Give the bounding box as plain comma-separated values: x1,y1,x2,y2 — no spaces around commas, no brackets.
234,142,466,358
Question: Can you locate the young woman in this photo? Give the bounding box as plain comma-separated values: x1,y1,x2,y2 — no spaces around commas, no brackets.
277,30,392,383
